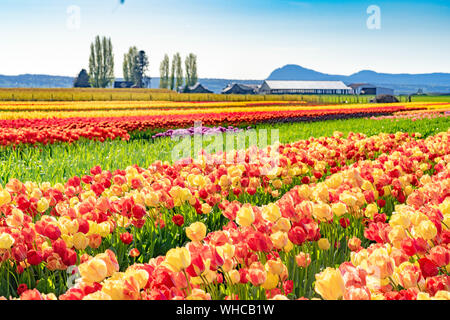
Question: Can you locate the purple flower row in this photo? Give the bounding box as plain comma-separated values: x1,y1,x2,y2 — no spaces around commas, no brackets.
152,125,251,139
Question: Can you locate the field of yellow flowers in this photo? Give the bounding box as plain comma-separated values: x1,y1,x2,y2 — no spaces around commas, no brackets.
0,99,449,300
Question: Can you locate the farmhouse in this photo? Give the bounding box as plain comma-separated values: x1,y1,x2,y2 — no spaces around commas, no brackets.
348,83,394,96
114,81,135,88
179,83,213,94
222,83,260,95
259,80,352,95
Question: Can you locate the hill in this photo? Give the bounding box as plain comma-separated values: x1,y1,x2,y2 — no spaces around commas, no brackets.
267,65,450,94
2,67,450,94
0,74,74,88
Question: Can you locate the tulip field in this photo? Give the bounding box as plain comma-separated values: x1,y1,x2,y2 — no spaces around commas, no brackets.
0,98,449,300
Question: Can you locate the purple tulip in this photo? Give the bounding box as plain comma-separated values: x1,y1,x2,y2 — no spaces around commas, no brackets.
152,125,247,139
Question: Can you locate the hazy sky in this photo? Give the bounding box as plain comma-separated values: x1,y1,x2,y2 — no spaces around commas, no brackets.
0,0,449,79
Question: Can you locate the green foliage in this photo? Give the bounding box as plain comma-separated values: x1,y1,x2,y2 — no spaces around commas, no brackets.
184,53,198,87
411,95,450,102
88,36,115,88
73,69,91,88
132,50,150,88
123,46,138,83
174,52,183,90
159,54,170,89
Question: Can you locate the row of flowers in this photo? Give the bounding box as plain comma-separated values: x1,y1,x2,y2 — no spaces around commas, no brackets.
0,129,448,299
369,111,450,121
0,105,421,146
151,125,248,139
0,103,428,121
0,100,310,112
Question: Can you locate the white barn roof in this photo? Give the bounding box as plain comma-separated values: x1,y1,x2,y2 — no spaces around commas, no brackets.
264,80,351,90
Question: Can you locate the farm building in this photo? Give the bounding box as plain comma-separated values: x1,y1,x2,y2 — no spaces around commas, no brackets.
348,83,394,96
222,83,260,95
114,81,135,88
179,83,213,94
259,80,352,95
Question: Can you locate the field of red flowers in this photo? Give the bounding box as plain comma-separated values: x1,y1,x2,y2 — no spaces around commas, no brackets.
0,103,428,146
0,127,449,300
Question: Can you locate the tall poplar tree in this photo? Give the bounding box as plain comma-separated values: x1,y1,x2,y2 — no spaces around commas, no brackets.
174,52,183,90
159,54,170,89
169,56,176,90
184,53,198,87
123,46,138,82
132,50,149,88
88,36,114,88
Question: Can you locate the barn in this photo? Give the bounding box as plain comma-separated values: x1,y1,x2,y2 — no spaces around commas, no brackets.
259,80,352,95
348,83,394,96
114,81,135,88
179,83,213,94
222,83,260,95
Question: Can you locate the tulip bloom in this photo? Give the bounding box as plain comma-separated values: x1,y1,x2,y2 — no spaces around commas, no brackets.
315,267,345,300
318,238,331,251
165,247,191,272
186,222,207,242
79,259,107,283
313,203,333,222
186,255,206,277
295,252,311,268
0,233,15,250
120,232,133,245
236,204,255,227
262,203,281,223
247,266,267,287
73,232,90,250
347,237,362,252
172,214,185,227
392,262,422,289
129,248,140,258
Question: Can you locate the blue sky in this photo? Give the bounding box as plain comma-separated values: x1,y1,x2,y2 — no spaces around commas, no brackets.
0,0,449,79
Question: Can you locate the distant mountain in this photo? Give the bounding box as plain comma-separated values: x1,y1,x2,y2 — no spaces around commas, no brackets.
267,64,450,94
268,65,338,81
0,74,74,88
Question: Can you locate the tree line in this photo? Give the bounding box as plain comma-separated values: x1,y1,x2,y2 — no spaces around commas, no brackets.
74,36,149,89
74,35,199,91
159,53,198,91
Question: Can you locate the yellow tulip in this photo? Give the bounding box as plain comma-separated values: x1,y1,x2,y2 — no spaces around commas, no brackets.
144,192,159,207
165,247,191,272
83,291,112,300
265,259,284,275
101,280,127,300
318,238,330,250
365,203,378,218
72,232,90,250
79,258,108,283
270,231,288,250
313,203,333,222
0,232,15,249
236,204,255,227
36,197,50,213
415,220,437,240
262,203,281,223
186,222,207,242
261,272,279,291
201,203,212,214
331,202,347,217
0,189,11,207
315,267,345,300
228,269,240,284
